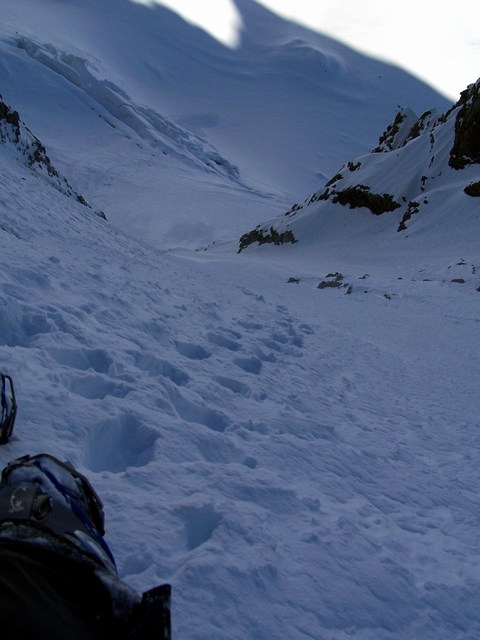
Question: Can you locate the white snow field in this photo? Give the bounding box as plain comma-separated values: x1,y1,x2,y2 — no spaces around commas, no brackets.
1,1,480,638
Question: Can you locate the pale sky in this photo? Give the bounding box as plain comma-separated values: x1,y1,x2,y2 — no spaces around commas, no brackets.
132,0,479,101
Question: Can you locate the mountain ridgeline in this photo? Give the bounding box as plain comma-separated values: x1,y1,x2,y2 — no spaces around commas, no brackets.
238,79,480,252
0,96,106,219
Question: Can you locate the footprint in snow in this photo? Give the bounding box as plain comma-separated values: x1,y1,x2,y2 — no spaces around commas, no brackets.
67,372,132,400
214,375,251,397
233,355,262,375
85,413,157,472
207,331,241,351
133,352,190,386
167,386,229,433
47,346,113,374
174,503,222,552
174,340,211,360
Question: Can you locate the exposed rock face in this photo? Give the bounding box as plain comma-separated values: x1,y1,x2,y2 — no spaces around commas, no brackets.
464,180,480,197
0,95,106,218
373,107,439,153
0,99,20,141
238,226,297,253
449,80,480,169
373,108,420,152
330,185,401,215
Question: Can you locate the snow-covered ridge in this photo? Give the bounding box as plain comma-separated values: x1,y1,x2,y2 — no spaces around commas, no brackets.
238,78,480,252
14,36,242,183
0,94,105,217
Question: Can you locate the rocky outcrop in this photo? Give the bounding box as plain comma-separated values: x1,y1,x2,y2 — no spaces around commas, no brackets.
330,185,401,215
0,99,20,142
449,80,480,169
0,95,105,218
238,226,297,253
236,77,480,252
372,108,420,152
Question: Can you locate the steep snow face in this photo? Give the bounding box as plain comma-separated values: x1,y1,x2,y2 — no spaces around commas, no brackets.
0,0,451,248
13,37,242,181
238,79,480,259
0,96,104,215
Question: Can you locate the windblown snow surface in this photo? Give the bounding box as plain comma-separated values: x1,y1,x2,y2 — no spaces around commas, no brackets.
1,1,480,639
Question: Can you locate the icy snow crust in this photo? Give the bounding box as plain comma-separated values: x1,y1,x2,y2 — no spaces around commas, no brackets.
1,1,480,639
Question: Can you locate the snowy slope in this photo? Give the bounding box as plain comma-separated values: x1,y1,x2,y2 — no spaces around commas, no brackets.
2,84,480,638
238,80,480,265
0,0,451,248
1,2,480,639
